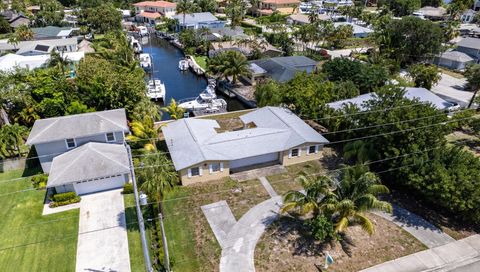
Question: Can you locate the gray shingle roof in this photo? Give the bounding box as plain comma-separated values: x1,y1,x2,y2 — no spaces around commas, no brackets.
47,143,130,187
162,107,329,170
249,56,317,83
327,87,453,111
439,50,474,62
457,37,480,50
26,109,129,145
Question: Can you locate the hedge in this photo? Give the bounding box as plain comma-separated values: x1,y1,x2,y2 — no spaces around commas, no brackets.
52,192,78,202
49,196,81,208
122,183,134,194
31,174,48,189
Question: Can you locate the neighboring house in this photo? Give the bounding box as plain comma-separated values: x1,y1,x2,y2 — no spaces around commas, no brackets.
204,26,249,41
327,87,455,111
0,51,84,72
77,39,95,53
1,11,30,29
474,0,480,11
433,50,475,71
26,5,41,14
209,40,282,58
413,6,447,20
456,37,480,61
26,109,130,174
257,0,300,16
31,26,79,40
246,56,318,84
133,1,177,21
162,106,329,185
461,9,476,23
322,0,354,10
334,22,373,38
287,13,330,25
0,37,78,56
173,12,225,30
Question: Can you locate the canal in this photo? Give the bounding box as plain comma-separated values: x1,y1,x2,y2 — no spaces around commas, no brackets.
141,36,246,119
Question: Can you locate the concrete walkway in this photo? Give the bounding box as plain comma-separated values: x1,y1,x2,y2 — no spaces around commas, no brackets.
373,204,455,248
76,189,131,272
259,177,278,198
220,196,283,272
361,235,480,272
201,201,237,249
230,165,286,182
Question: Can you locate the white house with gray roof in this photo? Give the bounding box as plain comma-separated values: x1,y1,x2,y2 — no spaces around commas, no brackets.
162,107,329,185
456,37,480,62
26,109,131,195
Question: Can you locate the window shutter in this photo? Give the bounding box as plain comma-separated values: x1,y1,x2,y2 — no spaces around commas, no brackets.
220,162,224,172
298,147,302,156
288,149,292,158
209,164,213,174
187,168,192,178
315,145,319,154
199,167,203,176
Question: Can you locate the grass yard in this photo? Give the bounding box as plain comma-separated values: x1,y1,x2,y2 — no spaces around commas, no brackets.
124,194,149,272
255,213,426,272
193,55,207,70
0,169,79,271
162,178,270,272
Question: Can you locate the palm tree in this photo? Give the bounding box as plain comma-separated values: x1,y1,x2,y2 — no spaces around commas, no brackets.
281,174,336,217
226,0,246,27
14,25,34,41
0,124,28,158
323,165,392,235
14,105,40,127
47,50,73,75
137,153,178,210
343,140,376,164
176,0,199,28
126,116,162,152
162,98,185,120
222,51,251,84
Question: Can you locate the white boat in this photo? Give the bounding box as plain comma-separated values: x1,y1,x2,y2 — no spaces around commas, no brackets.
130,37,142,53
179,59,189,71
137,26,149,36
139,53,151,70
179,85,227,112
146,79,165,101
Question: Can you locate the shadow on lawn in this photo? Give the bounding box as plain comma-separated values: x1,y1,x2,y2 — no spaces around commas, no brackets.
123,200,156,232
267,215,355,258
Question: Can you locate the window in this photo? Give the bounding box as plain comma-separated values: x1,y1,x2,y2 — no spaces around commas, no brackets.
106,132,115,142
308,145,317,154
66,138,76,149
190,167,200,177
290,148,299,157
210,162,223,173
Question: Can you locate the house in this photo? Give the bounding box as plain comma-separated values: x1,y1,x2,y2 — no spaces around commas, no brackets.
31,26,78,40
287,13,330,25
0,51,84,71
456,37,480,61
209,40,282,58
334,22,373,38
173,12,225,30
162,106,329,185
246,56,318,84
204,26,249,41
133,1,177,20
26,109,130,173
257,0,300,15
413,6,447,20
0,37,78,55
433,50,475,71
461,9,477,23
26,5,41,14
474,0,480,11
327,87,455,111
77,39,95,53
0,11,30,29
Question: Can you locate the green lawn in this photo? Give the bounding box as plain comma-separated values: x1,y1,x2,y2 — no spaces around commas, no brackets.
192,55,207,70
0,169,79,271
124,194,149,272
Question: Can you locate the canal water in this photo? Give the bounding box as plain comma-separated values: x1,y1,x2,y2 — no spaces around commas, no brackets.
141,36,246,119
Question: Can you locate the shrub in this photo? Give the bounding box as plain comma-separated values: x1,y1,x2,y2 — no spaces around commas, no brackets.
305,215,338,242
49,196,81,208
52,192,78,202
31,174,48,189
122,183,134,194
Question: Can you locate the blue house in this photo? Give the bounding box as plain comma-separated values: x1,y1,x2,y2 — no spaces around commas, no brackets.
173,12,225,31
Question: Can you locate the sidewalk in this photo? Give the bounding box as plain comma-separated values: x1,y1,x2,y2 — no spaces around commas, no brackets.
361,235,480,272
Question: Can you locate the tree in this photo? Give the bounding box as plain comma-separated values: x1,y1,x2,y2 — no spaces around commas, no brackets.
343,140,377,164
0,124,29,158
376,16,444,66
385,0,421,17
34,0,65,27
195,0,217,13
326,24,353,49
47,50,73,75
80,3,122,33
0,16,11,34
207,51,251,84
11,25,34,41
448,0,474,19
465,64,480,108
323,165,392,235
66,101,95,115
127,116,162,152
176,0,199,27
162,98,185,120
226,0,246,27
137,153,178,209
421,0,442,7
408,64,441,89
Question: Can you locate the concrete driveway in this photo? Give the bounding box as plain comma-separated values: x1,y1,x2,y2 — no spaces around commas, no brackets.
75,189,131,272
432,73,473,107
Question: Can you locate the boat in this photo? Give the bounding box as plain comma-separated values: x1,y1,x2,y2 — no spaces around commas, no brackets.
139,53,152,70
130,37,142,53
146,79,166,101
178,85,227,113
137,26,149,37
179,59,189,71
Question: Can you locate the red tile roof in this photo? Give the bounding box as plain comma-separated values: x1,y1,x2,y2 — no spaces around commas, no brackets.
133,1,176,8
139,11,162,19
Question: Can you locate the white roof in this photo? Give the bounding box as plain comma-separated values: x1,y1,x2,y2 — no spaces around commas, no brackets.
47,143,129,187
327,88,453,111
162,107,329,170
27,109,129,145
0,52,85,71
440,50,474,62
334,22,373,35
0,37,78,53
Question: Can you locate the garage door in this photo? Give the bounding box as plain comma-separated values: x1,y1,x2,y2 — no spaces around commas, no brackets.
73,174,126,195
230,153,279,170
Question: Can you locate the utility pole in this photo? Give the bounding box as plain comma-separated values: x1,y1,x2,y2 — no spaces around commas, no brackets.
159,213,171,272
125,144,153,272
